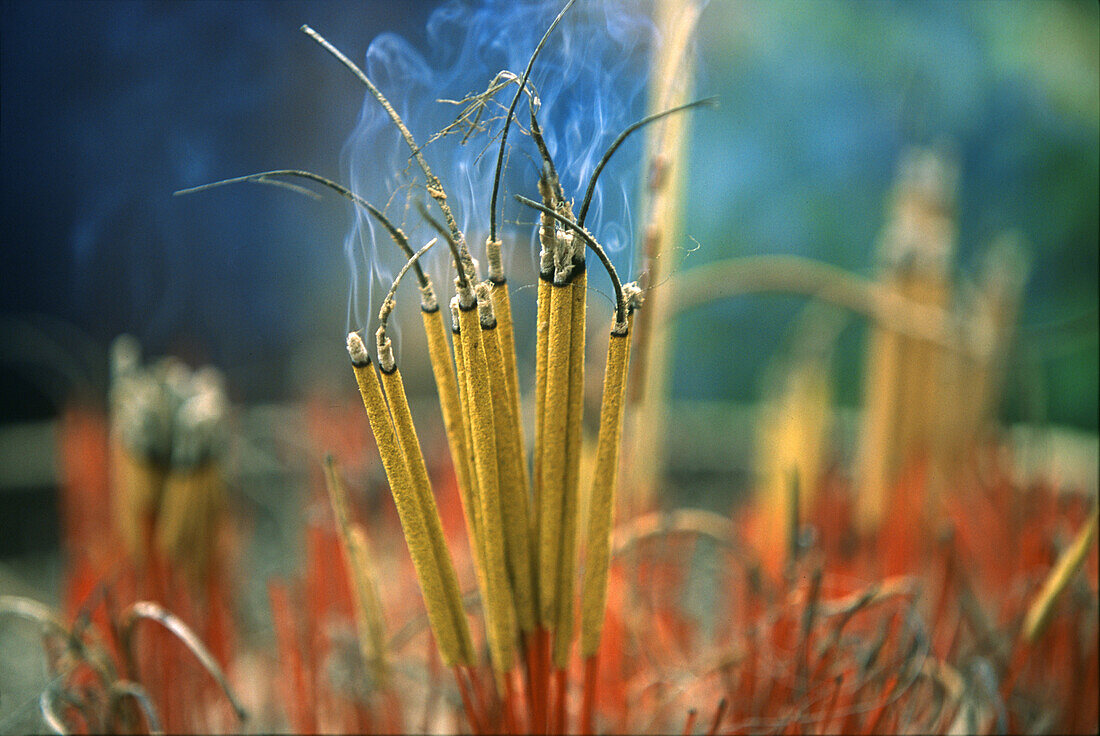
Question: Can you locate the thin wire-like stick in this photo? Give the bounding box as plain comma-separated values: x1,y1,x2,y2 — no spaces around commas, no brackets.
488,0,576,241
415,200,474,288
119,601,248,722
174,169,429,286
302,25,467,252
108,681,164,736
576,97,717,226
378,239,438,329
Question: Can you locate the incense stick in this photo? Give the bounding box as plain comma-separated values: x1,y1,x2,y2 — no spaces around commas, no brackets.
347,333,474,667
457,293,518,679
323,456,389,688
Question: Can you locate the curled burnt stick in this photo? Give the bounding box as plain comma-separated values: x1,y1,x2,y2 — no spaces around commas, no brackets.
174,169,435,296
414,199,477,294
303,25,471,266
488,0,576,242
120,601,248,723
376,238,438,359
577,96,717,226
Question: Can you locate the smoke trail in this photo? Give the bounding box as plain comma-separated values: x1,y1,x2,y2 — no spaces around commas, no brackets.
340,0,657,333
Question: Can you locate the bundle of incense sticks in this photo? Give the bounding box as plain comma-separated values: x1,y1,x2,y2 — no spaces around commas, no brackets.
306,7,675,731
176,5,711,730
108,335,229,585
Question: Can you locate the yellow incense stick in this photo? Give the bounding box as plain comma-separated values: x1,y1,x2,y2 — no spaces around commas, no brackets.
1023,503,1099,642
553,265,587,667
450,302,483,548
489,278,530,494
347,333,474,667
422,305,478,543
486,237,524,438
477,284,536,634
490,280,523,441
534,227,555,558
112,443,165,562
348,524,389,687
155,464,222,584
457,299,517,674
376,329,476,665
323,456,389,687
449,300,496,661
539,274,574,629
579,318,633,657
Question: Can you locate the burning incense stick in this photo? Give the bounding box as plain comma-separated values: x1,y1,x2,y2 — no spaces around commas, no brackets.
346,332,475,668
475,281,537,638
456,287,518,680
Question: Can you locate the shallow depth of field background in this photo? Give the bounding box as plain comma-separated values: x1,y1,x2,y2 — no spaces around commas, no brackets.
1,0,1096,671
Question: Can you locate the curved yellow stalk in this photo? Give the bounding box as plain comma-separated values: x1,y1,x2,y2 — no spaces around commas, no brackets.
1023,503,1099,642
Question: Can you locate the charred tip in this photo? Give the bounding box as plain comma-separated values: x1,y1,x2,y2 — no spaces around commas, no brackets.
419,281,440,313
375,326,396,374
346,332,371,367
449,296,462,333
475,282,497,328
485,237,505,283
623,281,644,313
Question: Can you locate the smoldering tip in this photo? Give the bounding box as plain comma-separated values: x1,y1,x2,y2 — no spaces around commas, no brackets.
347,331,371,366
623,281,644,313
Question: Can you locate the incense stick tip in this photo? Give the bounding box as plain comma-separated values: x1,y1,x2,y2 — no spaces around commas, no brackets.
346,331,371,366
485,237,504,282
449,297,462,333
376,325,396,373
623,281,644,313
474,282,496,328
419,281,439,312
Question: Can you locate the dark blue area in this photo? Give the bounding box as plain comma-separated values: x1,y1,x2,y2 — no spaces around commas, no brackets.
1,0,439,408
